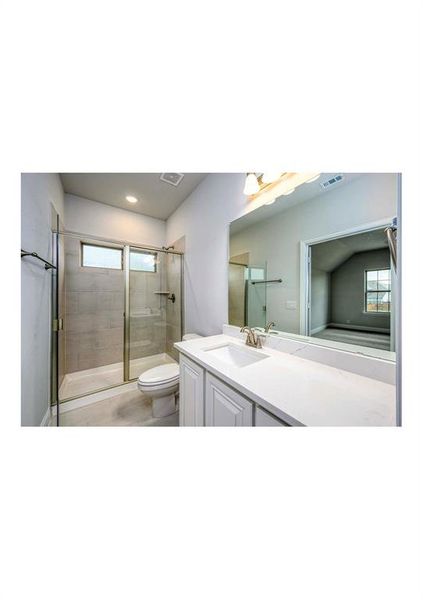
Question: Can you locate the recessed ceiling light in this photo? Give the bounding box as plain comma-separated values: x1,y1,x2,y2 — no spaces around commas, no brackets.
126,195,138,203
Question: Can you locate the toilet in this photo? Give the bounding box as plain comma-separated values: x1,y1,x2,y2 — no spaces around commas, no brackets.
137,334,202,418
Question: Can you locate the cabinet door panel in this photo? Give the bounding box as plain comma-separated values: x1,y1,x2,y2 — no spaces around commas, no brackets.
205,373,253,426
179,355,204,426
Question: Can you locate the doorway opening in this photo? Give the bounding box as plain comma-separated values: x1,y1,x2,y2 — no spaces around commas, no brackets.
302,225,396,352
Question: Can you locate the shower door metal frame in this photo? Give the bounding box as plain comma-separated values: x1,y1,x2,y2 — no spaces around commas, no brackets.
123,245,130,382
51,229,184,409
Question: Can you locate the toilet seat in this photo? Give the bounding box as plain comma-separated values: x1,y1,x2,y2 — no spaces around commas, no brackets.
138,363,179,387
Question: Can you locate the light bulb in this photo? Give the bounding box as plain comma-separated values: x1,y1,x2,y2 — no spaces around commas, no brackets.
243,173,260,195
305,174,320,183
264,198,276,205
126,195,138,203
262,172,281,184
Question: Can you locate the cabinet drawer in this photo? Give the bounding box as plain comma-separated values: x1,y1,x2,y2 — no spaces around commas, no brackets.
205,373,253,426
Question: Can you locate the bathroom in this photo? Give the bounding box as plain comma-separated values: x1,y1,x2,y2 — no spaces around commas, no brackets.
21,172,400,427
8,3,421,598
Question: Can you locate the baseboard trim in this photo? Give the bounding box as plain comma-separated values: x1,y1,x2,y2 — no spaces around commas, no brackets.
310,324,328,335
329,323,390,334
40,407,51,427
52,381,138,416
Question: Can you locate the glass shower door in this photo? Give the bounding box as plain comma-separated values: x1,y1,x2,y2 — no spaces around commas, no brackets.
246,265,267,329
128,248,182,379
58,234,125,401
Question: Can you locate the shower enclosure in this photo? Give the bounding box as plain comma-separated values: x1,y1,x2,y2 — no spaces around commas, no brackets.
228,262,267,329
51,231,183,408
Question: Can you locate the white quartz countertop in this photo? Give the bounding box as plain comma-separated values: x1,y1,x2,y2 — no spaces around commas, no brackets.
174,334,396,426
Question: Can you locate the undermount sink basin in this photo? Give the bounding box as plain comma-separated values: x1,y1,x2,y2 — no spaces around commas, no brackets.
203,343,269,368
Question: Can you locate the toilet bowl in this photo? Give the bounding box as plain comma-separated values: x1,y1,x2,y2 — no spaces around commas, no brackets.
138,363,180,417
137,334,202,418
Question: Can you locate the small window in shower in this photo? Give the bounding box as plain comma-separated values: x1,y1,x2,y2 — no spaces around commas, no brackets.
130,249,157,272
81,243,123,269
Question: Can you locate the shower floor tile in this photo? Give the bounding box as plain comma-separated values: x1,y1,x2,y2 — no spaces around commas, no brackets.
59,353,176,400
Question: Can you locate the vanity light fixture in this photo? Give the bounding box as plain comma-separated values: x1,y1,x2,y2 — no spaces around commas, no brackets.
262,172,281,184
126,195,138,203
244,172,321,211
243,173,260,195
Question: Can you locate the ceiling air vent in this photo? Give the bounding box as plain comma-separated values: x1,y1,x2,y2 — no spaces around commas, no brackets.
320,173,344,190
160,173,184,187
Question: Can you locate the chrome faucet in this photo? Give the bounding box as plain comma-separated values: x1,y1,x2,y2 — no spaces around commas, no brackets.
240,326,263,349
264,321,275,333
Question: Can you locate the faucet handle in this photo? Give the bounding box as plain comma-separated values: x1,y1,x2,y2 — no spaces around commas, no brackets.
264,321,275,333
256,332,266,348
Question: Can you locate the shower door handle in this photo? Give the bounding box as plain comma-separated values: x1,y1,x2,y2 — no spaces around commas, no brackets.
53,318,64,331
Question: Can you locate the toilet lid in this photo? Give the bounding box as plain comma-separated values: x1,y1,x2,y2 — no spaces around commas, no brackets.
138,363,179,386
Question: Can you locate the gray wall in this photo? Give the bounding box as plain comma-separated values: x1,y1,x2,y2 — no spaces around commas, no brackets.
330,248,391,330
21,174,64,426
311,268,331,333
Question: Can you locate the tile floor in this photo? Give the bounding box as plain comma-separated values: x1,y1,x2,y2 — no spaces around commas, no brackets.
56,386,179,426
59,353,175,400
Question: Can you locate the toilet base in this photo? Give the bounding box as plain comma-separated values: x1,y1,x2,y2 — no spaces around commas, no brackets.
152,392,177,418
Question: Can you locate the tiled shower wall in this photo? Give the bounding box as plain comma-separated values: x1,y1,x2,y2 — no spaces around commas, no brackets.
64,237,124,373
63,239,183,374
129,259,165,361
129,251,182,362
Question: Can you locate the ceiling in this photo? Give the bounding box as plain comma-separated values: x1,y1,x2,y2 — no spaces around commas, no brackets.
230,173,363,234
60,173,207,220
312,228,389,272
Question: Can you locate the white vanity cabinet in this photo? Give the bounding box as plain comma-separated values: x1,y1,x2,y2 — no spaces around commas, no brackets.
205,373,253,426
179,352,289,426
179,354,205,426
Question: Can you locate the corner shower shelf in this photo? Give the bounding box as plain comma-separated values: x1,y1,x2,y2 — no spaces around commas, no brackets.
154,291,171,294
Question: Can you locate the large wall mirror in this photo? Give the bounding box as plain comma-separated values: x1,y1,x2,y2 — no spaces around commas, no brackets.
229,173,400,361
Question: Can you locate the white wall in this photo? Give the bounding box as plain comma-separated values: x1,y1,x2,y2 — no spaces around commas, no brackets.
65,194,166,247
21,173,65,426
311,268,331,333
229,174,397,334
166,174,248,335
